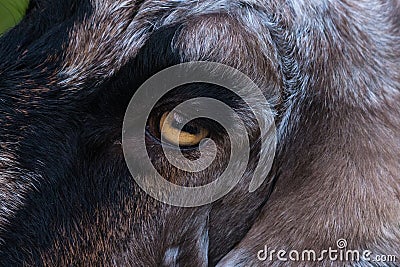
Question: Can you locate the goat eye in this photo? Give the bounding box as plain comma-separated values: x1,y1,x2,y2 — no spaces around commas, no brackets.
157,112,209,147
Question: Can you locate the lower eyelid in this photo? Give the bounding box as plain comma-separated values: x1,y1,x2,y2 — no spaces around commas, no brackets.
145,129,201,151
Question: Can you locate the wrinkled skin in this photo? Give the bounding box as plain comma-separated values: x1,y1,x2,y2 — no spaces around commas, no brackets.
0,0,399,266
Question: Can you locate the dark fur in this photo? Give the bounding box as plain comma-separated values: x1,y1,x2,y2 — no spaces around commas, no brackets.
0,0,399,266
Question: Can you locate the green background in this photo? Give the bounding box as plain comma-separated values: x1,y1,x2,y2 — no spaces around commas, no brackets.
0,0,29,35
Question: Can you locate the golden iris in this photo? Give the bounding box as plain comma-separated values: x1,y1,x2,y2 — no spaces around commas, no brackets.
159,112,209,147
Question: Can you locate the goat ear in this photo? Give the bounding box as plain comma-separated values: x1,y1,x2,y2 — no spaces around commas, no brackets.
0,0,30,35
